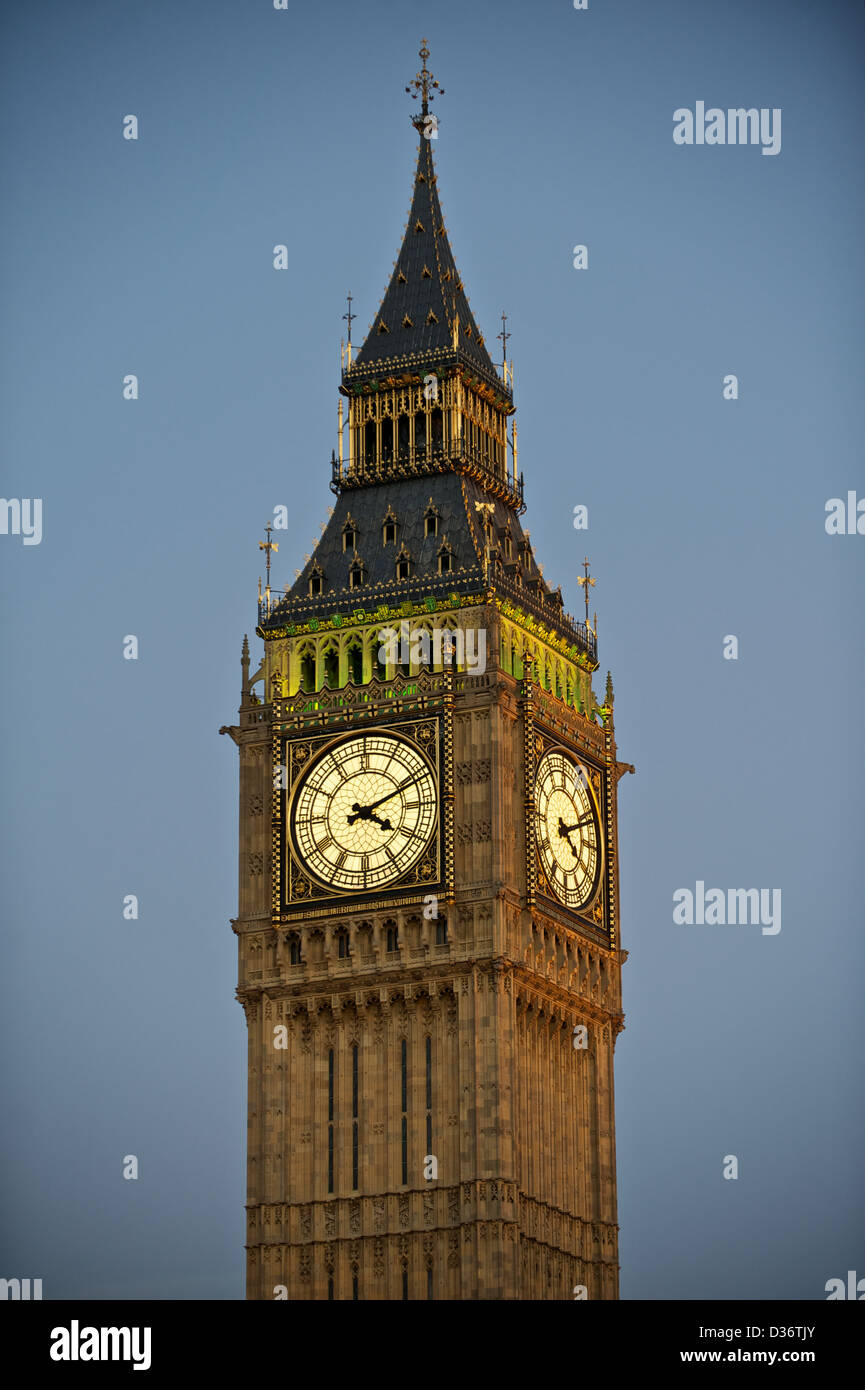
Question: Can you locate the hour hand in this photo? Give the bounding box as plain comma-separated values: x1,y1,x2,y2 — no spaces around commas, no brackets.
347,802,392,830
556,818,579,857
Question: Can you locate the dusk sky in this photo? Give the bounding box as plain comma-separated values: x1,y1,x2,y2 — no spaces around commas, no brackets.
1,0,862,1299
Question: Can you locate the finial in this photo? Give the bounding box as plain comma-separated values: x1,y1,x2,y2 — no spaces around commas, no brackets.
577,556,596,628
605,671,614,706
406,38,444,130
343,294,355,367
259,522,279,591
498,311,511,374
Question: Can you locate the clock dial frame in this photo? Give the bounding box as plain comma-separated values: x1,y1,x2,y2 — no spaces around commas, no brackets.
288,729,438,895
534,748,603,910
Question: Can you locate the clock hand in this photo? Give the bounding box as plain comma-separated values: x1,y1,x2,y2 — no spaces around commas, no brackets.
364,776,425,813
346,802,397,828
347,776,425,823
558,813,594,836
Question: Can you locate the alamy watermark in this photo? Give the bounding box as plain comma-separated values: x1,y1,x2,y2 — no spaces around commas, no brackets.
673,103,781,157
377,621,487,674
1,498,42,545
673,881,781,935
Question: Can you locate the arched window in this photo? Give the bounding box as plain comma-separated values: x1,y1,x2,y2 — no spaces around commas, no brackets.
309,569,323,597
288,933,302,965
349,559,366,589
323,649,339,688
342,521,356,552
299,653,316,692
381,418,394,464
397,413,410,459
336,929,350,959
424,503,439,538
395,546,413,583
415,409,427,454
437,542,453,575
347,643,363,685
430,406,443,452
364,420,376,466
435,916,448,945
382,509,397,545
386,923,399,952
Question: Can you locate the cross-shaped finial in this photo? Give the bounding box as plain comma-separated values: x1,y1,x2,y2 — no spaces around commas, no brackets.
259,522,279,589
498,311,511,365
406,38,444,127
342,292,355,346
577,556,596,627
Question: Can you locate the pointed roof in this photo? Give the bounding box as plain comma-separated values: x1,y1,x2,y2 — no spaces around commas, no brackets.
351,135,498,385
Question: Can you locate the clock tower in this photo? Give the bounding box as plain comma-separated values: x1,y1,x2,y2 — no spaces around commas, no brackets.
224,43,630,1300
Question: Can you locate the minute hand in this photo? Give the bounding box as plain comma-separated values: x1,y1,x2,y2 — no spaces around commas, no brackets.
364,777,425,812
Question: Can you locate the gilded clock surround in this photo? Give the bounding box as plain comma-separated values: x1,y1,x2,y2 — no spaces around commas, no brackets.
533,745,604,914
225,42,630,1301
280,716,446,915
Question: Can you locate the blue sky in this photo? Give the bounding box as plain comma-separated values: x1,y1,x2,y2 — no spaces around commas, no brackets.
1,0,862,1299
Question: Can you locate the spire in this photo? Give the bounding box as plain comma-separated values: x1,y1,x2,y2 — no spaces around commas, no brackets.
348,42,502,391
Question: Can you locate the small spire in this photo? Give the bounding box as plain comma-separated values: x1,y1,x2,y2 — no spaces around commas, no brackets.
605,671,614,706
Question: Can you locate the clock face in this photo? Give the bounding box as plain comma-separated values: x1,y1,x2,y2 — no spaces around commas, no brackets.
290,731,438,893
534,749,602,909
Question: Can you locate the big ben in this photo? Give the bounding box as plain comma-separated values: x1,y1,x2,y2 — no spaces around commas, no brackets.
223,42,630,1301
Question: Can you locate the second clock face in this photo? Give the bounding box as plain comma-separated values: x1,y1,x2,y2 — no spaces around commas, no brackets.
535,749,602,909
290,731,438,893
